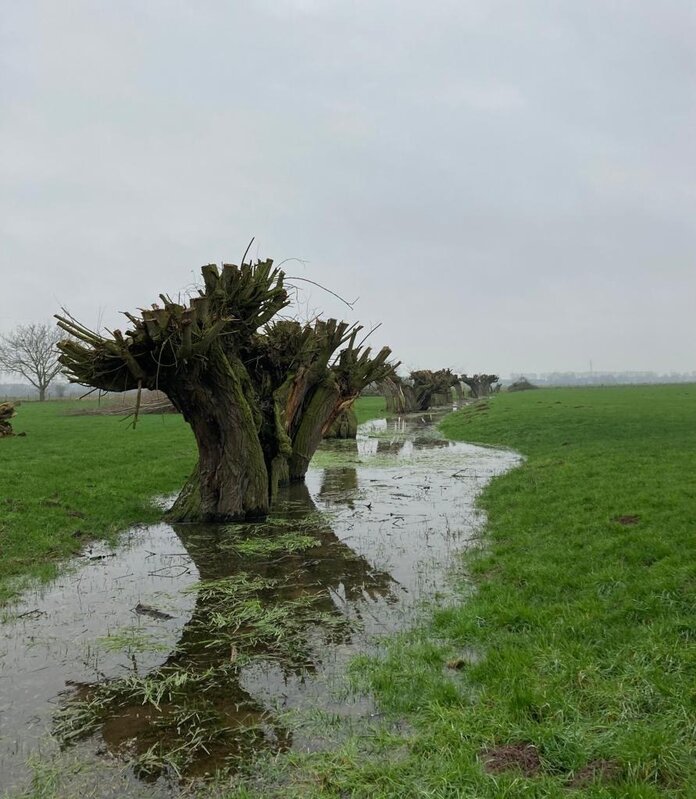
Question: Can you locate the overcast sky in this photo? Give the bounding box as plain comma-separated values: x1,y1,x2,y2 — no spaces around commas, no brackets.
2,0,694,376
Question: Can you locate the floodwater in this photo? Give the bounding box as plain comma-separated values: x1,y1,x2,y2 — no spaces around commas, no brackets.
0,412,520,796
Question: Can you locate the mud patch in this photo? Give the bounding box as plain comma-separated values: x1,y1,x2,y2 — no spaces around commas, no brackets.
615,514,640,525
480,742,542,777
567,758,620,788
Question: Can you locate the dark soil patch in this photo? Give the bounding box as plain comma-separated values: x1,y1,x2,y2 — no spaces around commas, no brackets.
480,743,541,777
567,759,620,788
615,514,640,525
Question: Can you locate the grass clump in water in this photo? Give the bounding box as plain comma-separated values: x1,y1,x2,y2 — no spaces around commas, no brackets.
223,532,321,557
185,573,353,658
96,626,170,655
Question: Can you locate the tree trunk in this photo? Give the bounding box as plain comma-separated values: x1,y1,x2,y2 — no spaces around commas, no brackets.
323,406,358,439
288,381,342,481
39,387,46,402
167,348,270,522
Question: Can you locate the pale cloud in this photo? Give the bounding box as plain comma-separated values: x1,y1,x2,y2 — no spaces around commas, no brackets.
430,82,527,112
1,0,695,375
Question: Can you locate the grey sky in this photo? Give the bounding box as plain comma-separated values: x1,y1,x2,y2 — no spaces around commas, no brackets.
2,0,694,376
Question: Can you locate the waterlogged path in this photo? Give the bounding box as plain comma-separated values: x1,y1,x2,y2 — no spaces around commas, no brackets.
0,412,520,796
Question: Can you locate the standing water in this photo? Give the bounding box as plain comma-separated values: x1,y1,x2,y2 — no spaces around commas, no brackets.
0,412,519,796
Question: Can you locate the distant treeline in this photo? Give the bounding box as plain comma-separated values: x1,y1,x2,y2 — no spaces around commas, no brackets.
0,382,82,400
506,371,696,387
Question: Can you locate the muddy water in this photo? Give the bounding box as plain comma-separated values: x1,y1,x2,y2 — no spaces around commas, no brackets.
0,412,519,796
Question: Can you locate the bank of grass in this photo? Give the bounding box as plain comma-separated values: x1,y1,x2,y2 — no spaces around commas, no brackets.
0,396,386,604
353,395,387,424
227,385,695,798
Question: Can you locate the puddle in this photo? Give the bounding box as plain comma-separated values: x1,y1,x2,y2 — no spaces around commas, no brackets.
0,412,520,795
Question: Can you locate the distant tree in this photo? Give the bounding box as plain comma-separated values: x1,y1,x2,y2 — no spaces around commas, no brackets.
507,376,538,392
380,369,458,413
0,323,64,401
461,373,500,398
380,375,416,414
411,368,458,410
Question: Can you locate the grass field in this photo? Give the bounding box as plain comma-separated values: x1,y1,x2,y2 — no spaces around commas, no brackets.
6,386,695,797
0,395,387,604
233,385,695,798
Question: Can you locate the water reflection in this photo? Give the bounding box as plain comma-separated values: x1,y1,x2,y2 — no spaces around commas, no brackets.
1,412,520,794
318,467,359,508
52,481,397,779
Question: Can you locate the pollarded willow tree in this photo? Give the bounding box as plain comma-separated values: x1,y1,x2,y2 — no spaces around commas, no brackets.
461,373,500,398
411,368,458,410
380,369,458,414
56,260,395,522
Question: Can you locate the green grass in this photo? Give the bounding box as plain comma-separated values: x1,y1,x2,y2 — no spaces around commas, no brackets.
212,385,696,798
7,386,696,796
0,401,196,602
0,396,386,604
353,395,388,424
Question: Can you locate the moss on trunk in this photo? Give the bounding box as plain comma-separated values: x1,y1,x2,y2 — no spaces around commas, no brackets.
323,406,358,439
167,346,269,521
289,380,343,481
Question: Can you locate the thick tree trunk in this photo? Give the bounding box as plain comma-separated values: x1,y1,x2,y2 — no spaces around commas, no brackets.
39,387,46,402
431,391,451,407
167,348,270,522
382,381,417,414
323,406,358,439
288,382,343,481
416,389,432,411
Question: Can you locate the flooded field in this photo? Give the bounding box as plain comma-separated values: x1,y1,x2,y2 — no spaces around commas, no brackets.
0,412,520,796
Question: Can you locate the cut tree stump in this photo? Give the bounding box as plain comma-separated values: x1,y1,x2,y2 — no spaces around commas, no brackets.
0,402,17,437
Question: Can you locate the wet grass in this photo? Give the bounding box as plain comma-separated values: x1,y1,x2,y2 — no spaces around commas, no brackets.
0,397,384,604
224,533,320,556
207,384,696,797
96,626,171,655
218,516,327,556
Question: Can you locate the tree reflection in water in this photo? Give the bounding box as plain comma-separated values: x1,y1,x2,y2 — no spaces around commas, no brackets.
53,480,397,781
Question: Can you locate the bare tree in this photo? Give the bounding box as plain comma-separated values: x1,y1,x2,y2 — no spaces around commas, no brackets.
0,323,64,401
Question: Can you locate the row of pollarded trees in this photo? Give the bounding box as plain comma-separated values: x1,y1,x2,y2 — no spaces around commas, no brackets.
381,370,500,413
56,260,395,523
3,259,499,523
